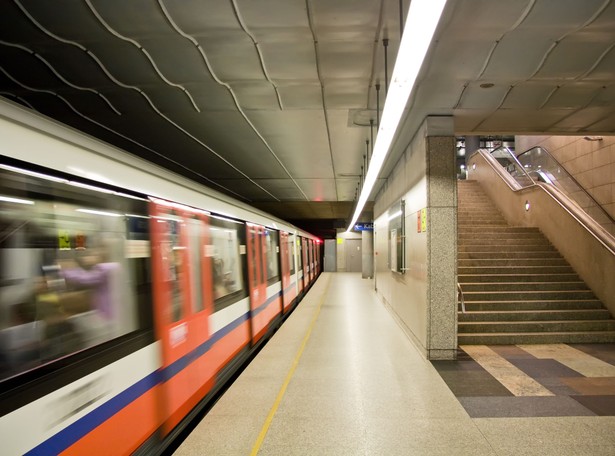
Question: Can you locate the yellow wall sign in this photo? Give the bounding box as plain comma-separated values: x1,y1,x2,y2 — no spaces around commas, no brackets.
58,230,71,250
337,238,343,244
417,208,427,233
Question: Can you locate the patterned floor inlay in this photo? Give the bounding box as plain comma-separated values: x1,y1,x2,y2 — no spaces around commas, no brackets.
432,344,615,418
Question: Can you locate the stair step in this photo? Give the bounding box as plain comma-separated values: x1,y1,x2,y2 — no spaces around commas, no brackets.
458,220,508,226
460,282,588,293
458,227,541,234
462,290,596,301
458,320,615,333
458,309,612,322
459,251,563,259
458,331,615,345
459,273,580,283
459,245,557,252
462,299,604,311
459,258,568,267
459,238,553,246
459,266,575,275
456,179,615,346
459,232,547,240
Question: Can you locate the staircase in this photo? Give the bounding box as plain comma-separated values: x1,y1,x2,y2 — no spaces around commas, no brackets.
457,180,615,344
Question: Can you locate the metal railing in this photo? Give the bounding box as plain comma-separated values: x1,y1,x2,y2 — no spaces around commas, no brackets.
457,282,465,313
489,146,615,237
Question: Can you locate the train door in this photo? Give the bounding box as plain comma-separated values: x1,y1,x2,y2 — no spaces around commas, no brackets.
301,237,309,289
246,223,267,343
279,231,291,312
296,237,304,295
310,239,316,282
151,201,212,434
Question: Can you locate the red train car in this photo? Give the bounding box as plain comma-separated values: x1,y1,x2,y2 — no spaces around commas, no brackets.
0,99,320,455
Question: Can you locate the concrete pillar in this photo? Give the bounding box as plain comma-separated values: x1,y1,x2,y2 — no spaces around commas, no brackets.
425,118,457,360
464,135,481,155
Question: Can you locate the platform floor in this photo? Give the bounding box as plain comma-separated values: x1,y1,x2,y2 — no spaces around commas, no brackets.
174,273,615,455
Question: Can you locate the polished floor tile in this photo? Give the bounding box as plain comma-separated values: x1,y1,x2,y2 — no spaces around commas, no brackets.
571,395,615,416
436,342,615,419
174,274,615,455
561,377,615,395
461,345,554,396
570,344,615,366
459,396,596,418
508,358,583,379
519,344,615,377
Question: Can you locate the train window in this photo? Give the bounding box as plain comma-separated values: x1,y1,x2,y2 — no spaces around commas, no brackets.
288,233,295,275
210,217,243,312
0,165,150,382
248,226,260,290
187,217,204,313
160,211,184,322
265,229,279,283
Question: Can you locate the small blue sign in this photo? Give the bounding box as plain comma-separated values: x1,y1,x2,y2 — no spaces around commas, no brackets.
354,222,373,231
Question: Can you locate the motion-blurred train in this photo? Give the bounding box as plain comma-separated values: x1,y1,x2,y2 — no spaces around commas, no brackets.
0,99,321,455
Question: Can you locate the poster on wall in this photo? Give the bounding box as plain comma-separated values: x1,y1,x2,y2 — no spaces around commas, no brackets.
390,229,397,272
387,199,405,274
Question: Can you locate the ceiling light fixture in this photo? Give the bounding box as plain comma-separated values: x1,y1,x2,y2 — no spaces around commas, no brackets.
346,0,448,232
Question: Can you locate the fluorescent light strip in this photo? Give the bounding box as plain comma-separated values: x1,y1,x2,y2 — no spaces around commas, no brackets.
0,195,34,205
69,181,114,194
76,208,122,217
0,164,68,183
347,0,448,232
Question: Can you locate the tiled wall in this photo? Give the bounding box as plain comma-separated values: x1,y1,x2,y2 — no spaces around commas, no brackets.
516,135,615,221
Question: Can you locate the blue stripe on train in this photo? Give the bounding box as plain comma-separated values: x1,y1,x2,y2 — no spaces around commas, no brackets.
26,291,279,456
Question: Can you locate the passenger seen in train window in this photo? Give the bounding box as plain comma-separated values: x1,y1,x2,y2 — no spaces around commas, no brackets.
60,247,120,321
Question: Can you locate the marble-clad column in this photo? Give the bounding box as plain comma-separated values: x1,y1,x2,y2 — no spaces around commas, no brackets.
425,117,457,360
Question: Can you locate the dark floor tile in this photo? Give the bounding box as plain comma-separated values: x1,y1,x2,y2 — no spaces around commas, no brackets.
534,377,582,396
569,344,615,366
508,358,584,379
562,377,615,395
437,370,513,397
459,396,596,418
489,345,537,359
431,359,484,372
571,395,615,416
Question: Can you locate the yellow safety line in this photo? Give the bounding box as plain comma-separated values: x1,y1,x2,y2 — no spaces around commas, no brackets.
250,275,331,456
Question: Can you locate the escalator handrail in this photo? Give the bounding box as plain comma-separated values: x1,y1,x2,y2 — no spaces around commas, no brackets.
516,146,615,227
471,148,615,257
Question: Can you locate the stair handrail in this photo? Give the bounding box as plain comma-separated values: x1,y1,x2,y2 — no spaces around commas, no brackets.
457,282,466,313
471,148,615,257
516,146,615,229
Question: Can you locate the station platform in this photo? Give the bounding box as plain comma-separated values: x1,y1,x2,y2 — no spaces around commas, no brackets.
173,273,615,455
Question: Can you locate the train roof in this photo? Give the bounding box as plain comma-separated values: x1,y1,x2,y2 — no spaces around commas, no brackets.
0,98,319,241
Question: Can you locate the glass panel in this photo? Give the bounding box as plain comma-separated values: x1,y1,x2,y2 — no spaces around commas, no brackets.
210,219,243,308
187,217,204,313
0,165,148,382
516,147,615,236
265,229,279,282
163,212,184,323
491,146,615,236
288,234,295,275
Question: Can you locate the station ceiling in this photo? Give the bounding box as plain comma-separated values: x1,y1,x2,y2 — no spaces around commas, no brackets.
1,0,614,235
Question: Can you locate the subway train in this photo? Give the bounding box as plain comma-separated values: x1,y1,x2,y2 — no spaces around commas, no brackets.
0,99,321,455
